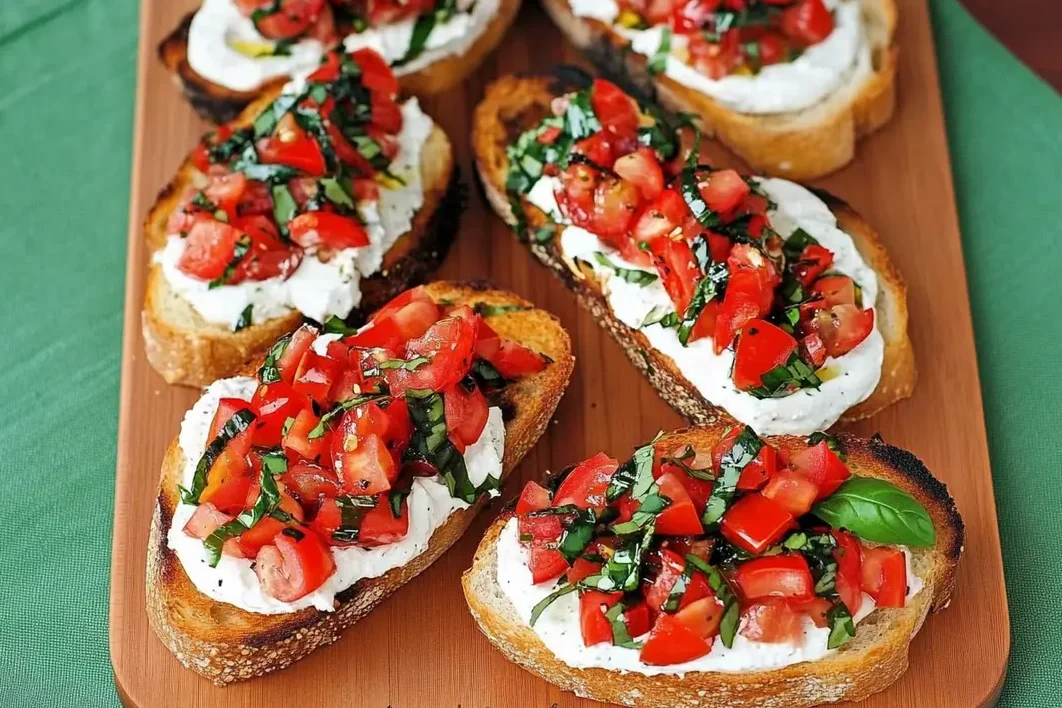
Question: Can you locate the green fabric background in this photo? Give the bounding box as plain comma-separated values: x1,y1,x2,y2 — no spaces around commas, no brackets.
0,1,1057,706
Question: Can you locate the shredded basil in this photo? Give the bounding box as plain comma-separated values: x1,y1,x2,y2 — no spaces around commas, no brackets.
473,303,530,317
593,252,658,286
208,236,250,289
271,184,298,231
394,0,456,66
677,261,728,345
746,352,823,399
530,582,578,626
331,495,379,543
702,426,763,525
605,602,643,649
378,356,430,371
180,408,256,504
202,448,287,566
558,508,599,562
253,93,298,139
258,332,291,384
308,387,391,439
807,431,847,461
233,305,253,332
322,315,358,335
783,227,820,261
826,602,856,649
684,554,741,648
647,27,672,75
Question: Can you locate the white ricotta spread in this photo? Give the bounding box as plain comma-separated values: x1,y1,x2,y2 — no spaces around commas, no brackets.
569,0,870,114
495,518,922,674
167,365,506,615
154,97,433,329
187,0,500,92
529,175,884,436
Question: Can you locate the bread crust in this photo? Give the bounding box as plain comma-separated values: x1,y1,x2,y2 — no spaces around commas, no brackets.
472,72,914,430
537,0,898,180
158,0,523,124
462,425,964,708
146,280,575,684
142,86,461,387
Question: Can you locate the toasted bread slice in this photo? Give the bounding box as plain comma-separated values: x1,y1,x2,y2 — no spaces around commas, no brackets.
159,0,523,124
472,71,914,429
463,425,963,708
538,0,897,180
147,280,575,684
142,88,460,387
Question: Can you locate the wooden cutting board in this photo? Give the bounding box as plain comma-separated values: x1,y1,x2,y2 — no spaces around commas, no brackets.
109,0,1010,705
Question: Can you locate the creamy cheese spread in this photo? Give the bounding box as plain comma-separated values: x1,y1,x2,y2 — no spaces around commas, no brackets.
154,97,433,329
187,0,500,92
528,175,884,436
168,368,506,615
495,518,922,674
568,0,871,114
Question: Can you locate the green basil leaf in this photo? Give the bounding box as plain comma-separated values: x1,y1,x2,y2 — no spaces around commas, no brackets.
319,176,355,210
593,252,658,286
203,447,286,566
208,236,250,289
684,554,740,648
331,494,380,543
530,582,577,626
605,602,642,649
322,315,358,335
271,184,298,230
783,227,820,261
702,426,763,525
378,356,430,371
677,261,728,345
681,167,720,228
233,304,253,332
471,358,506,392
309,387,391,440
745,351,822,399
473,303,530,317
812,477,936,547
559,509,598,562
826,602,856,649
182,408,256,504
647,27,672,75
258,332,291,384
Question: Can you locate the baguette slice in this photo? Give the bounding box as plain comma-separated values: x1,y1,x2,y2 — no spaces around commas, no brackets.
538,0,897,180
463,425,964,708
159,0,523,124
142,87,461,388
473,71,914,429
147,280,575,684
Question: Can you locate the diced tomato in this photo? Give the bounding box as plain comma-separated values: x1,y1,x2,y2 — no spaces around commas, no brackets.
757,32,787,66
519,513,564,546
276,325,318,385
529,546,569,584
183,503,233,539
487,340,547,379
230,215,303,282
351,48,400,97
793,244,834,286
698,169,750,213
798,596,834,628
657,458,714,513
704,230,732,262
288,212,370,250
291,349,343,407
254,528,336,601
237,516,288,557
761,469,819,516
781,0,834,47
200,461,253,514
282,463,341,503
799,333,827,368
208,398,254,459
613,493,639,525
444,382,489,447
632,188,689,244
732,319,798,391
250,0,326,38
720,493,793,555
358,495,410,546
590,78,639,144
204,172,248,218
645,549,686,614
177,220,243,281
740,598,803,643
568,556,603,585
649,236,702,313
733,555,814,602
282,408,327,461
191,125,233,172
833,529,864,614
370,93,403,133
689,29,743,79
806,305,875,358
736,444,778,491
515,481,552,515
789,440,850,499
654,471,704,536
861,547,907,608
674,596,725,640
572,132,615,167
385,308,477,395
579,591,622,646
556,163,640,237
640,612,712,665
552,453,619,510
349,298,441,351
257,115,326,177
812,275,856,308
613,148,664,200
624,601,652,638
473,318,502,361
714,272,768,353
339,433,395,495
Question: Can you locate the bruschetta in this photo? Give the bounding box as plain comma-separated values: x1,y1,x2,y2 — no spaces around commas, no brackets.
143,47,460,387
473,71,914,436
538,0,897,179
464,424,963,708
147,281,575,683
159,0,523,123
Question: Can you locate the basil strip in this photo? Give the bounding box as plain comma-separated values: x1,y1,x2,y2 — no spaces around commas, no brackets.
378,356,430,372
812,477,936,547
745,352,823,399
388,487,412,519
647,27,672,75
639,305,679,329
826,602,856,649
530,582,578,626
593,252,658,286
208,236,250,289
558,508,598,562
677,261,728,345
605,602,643,649
309,387,391,439
606,438,657,502
681,167,720,229
471,358,506,391
702,426,763,525
662,566,693,613
404,389,488,503
807,431,847,461
783,227,819,261
684,554,740,648
473,303,530,317
331,494,379,543
322,315,358,335
271,184,298,233
234,304,253,332
579,526,654,592
181,408,256,504
395,13,437,66
258,332,291,384
202,448,287,566
319,176,355,211
253,93,299,139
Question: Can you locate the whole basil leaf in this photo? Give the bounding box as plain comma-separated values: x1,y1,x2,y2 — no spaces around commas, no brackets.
812,477,935,547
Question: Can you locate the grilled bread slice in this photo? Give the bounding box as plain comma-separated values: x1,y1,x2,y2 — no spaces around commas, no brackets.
538,0,897,180
147,280,575,684
472,71,914,429
142,88,460,388
463,424,963,708
159,0,523,124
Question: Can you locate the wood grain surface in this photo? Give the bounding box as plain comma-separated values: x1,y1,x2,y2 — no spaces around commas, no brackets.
108,1,1010,706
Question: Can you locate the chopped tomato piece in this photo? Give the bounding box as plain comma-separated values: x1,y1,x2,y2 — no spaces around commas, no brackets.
720,493,793,555
291,349,343,406
761,469,818,516
385,307,477,395
736,444,779,491
624,601,652,638
793,244,834,286
444,382,489,446
789,440,850,499
648,236,702,313
515,481,552,515
640,612,712,665
237,516,288,557
674,596,725,640
812,275,856,308
487,340,547,379
519,513,564,545
349,298,441,351
282,463,341,503
644,549,686,614
833,529,864,614
698,169,750,213
632,188,689,244
798,596,834,628
732,319,798,391
568,557,603,585
861,547,907,608
590,78,639,144
254,529,336,601
276,325,317,385
733,555,814,602
183,503,233,539
740,598,803,643
200,457,253,514
177,220,243,281
556,163,640,237
529,547,569,584
282,408,327,461
357,495,410,546
257,115,326,175
579,591,622,646
351,48,399,96
654,471,704,536
807,304,875,358
552,453,619,510
799,333,827,368
781,0,835,47
249,0,326,38
714,272,769,353
288,212,370,250
208,397,254,459
613,148,665,200
339,433,395,495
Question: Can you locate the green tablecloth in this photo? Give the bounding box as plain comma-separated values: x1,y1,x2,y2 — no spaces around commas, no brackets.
0,1,1058,705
